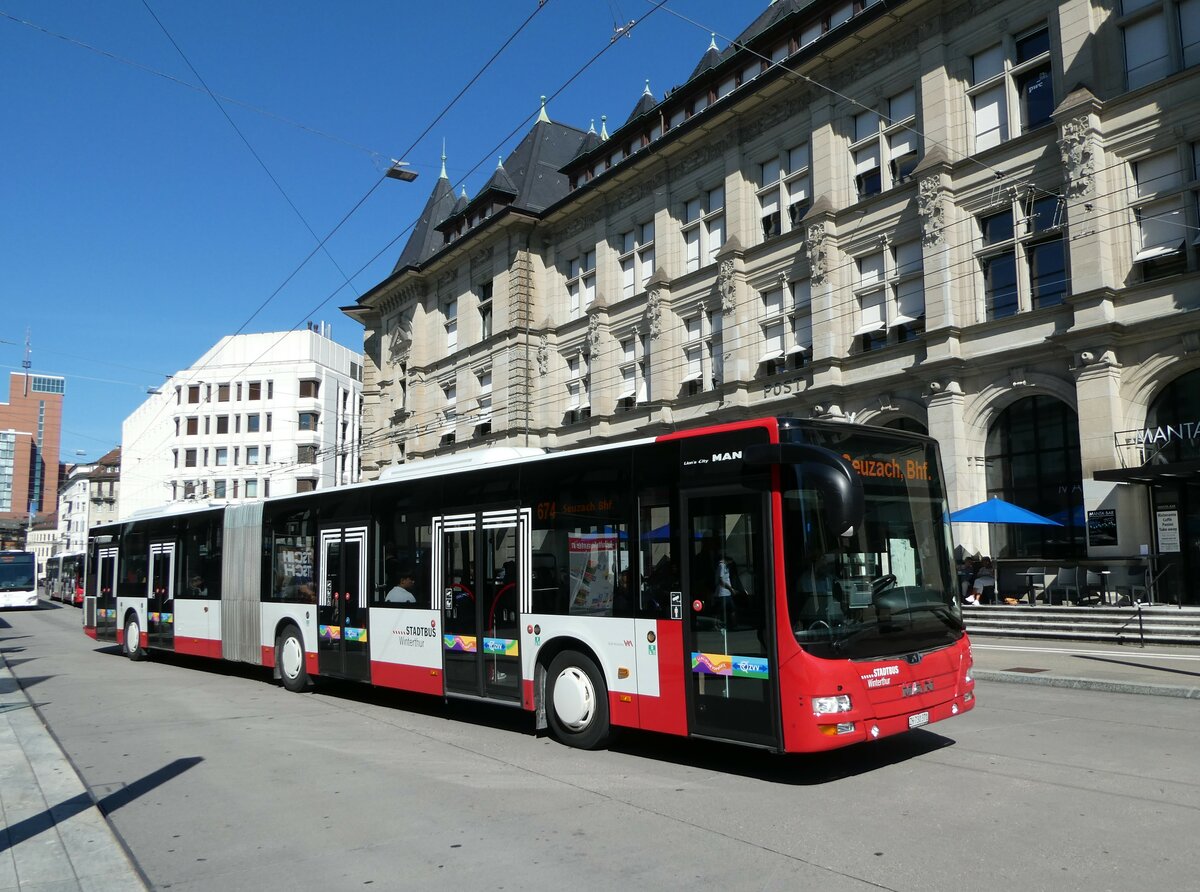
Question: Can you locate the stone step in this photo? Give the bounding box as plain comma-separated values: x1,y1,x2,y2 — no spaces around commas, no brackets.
961,605,1200,646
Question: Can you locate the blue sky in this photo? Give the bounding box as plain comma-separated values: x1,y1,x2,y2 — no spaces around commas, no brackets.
2,0,756,461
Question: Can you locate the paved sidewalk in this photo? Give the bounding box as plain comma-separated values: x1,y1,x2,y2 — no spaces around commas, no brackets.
971,636,1200,699
0,657,145,892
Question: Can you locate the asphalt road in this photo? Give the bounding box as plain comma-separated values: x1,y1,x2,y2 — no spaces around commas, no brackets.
5,602,1199,891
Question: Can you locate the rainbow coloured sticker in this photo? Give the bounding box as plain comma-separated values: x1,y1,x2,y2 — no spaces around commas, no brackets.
483,637,519,656
149,612,160,622
443,635,477,652
163,613,173,624
691,652,732,676
344,627,368,643
691,652,770,680
319,624,342,642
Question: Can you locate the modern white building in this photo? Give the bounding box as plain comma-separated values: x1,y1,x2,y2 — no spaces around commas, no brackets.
119,326,364,518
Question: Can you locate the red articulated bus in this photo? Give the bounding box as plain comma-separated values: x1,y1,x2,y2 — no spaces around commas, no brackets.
85,418,974,752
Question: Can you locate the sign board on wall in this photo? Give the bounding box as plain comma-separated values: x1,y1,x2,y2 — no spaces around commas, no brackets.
1155,510,1181,553
1087,509,1118,547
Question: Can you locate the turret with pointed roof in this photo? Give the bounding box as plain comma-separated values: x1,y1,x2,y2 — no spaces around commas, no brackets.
392,145,457,272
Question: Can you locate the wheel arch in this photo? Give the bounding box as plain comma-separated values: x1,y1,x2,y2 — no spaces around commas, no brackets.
532,634,606,731
271,618,306,680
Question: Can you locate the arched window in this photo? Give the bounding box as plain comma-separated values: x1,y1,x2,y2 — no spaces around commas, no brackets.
883,416,927,435
1145,368,1200,464
985,395,1084,559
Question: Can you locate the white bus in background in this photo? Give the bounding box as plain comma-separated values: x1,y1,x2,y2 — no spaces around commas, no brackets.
0,551,38,609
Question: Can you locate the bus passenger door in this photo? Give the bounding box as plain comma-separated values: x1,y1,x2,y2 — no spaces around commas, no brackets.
317,526,369,680
436,509,527,703
94,547,119,641
148,542,176,649
682,490,778,748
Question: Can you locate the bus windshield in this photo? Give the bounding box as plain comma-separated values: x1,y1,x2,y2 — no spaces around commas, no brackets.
0,553,36,592
780,425,962,660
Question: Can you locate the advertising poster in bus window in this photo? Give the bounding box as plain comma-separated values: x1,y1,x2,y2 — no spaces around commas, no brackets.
568,533,618,615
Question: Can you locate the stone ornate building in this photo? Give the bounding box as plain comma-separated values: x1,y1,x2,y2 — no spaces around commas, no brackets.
345,0,1200,603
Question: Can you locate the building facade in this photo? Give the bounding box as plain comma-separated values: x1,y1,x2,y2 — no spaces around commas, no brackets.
0,371,65,543
58,447,121,554
120,327,364,518
346,0,1200,604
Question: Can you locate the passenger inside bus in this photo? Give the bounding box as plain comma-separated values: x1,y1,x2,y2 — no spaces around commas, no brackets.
385,567,417,604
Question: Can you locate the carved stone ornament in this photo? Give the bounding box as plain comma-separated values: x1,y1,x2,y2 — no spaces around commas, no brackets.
586,311,602,353
536,334,549,376
717,260,736,311
387,315,412,364
1059,116,1096,199
471,244,493,264
918,176,945,247
805,223,828,285
644,288,663,339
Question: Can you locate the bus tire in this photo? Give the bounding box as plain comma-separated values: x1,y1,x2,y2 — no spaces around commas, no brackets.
124,615,145,661
277,626,308,692
546,650,610,749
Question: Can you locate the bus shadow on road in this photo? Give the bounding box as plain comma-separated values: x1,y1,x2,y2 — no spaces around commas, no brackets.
88,650,958,780
608,728,957,784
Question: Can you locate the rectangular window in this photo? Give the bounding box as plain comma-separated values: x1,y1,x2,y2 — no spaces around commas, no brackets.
186,416,198,436
247,413,261,433
1131,149,1188,278
564,352,592,423
218,383,230,402
969,26,1053,152
299,379,320,399
567,249,597,315
215,447,228,467
478,282,493,340
247,446,260,466
1121,1,1197,89
979,209,1020,319
758,142,811,240
245,479,258,499
248,381,261,400
298,411,319,432
298,444,318,464
445,298,458,351
213,480,227,499
475,369,493,435
188,385,200,404
681,186,725,273
297,479,317,493
619,221,655,298
216,415,229,434
184,449,197,468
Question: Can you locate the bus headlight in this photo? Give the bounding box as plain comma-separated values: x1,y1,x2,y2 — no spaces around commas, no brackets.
812,695,852,715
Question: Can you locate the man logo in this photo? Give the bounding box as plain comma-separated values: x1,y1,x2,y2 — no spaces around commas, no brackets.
711,451,743,462
902,680,935,697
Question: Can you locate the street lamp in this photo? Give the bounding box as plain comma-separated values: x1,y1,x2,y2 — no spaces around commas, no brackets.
385,160,418,182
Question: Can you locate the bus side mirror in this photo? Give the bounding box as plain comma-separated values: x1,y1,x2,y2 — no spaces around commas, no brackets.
744,443,865,537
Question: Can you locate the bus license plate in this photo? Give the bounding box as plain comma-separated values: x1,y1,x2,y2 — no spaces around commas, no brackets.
908,711,929,729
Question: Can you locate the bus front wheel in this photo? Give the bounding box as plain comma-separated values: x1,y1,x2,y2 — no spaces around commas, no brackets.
123,615,145,661
546,650,610,749
277,626,308,692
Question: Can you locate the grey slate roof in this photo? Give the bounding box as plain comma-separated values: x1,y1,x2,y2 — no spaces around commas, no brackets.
436,118,587,234
392,171,456,272
624,87,658,125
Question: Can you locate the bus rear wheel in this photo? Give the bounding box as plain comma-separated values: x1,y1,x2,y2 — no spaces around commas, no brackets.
123,615,145,661
277,626,308,692
546,650,610,750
